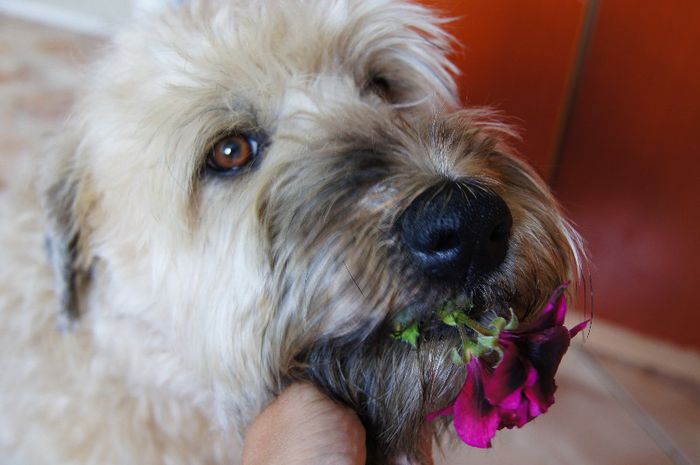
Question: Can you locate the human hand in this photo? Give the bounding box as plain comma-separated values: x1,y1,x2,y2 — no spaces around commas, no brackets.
242,382,367,465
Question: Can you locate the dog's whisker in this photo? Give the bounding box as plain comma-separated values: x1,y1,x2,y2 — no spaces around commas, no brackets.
344,261,366,299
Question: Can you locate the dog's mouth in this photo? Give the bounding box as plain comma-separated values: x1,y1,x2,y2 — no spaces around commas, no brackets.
387,288,522,345
291,279,550,465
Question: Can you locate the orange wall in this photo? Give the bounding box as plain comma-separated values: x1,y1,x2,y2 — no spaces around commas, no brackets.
424,1,700,349
554,1,700,349
425,0,589,178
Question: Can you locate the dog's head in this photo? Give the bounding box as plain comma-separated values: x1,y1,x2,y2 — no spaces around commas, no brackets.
40,0,582,463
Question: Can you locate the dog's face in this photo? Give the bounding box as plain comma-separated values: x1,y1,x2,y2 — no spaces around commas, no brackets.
40,0,582,463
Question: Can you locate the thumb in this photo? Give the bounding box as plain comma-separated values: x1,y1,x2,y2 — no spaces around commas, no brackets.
242,382,366,465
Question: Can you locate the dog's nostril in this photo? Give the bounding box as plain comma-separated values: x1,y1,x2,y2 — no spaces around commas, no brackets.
427,230,461,253
398,183,512,285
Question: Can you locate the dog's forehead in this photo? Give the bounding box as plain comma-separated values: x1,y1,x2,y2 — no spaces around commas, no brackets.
132,0,456,100
198,0,439,63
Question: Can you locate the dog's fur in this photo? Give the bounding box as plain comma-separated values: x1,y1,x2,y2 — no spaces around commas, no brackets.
0,1,583,464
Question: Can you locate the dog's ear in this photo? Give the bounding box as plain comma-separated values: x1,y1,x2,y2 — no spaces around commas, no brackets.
39,131,95,329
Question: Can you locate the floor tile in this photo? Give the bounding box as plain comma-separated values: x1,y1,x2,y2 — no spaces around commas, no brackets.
587,349,700,465
0,14,102,190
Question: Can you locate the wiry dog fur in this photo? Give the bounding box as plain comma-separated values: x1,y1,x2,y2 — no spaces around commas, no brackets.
0,1,583,464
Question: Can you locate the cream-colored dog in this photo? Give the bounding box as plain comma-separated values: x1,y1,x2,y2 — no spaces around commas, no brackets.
0,1,582,464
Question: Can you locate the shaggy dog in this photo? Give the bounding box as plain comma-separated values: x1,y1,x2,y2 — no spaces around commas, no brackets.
0,0,582,463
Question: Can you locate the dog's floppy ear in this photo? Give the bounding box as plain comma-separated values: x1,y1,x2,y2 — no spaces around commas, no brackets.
39,131,94,329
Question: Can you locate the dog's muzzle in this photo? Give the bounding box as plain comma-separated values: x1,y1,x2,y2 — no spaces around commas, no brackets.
398,182,512,286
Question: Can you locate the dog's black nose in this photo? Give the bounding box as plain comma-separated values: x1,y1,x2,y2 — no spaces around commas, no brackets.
398,183,512,284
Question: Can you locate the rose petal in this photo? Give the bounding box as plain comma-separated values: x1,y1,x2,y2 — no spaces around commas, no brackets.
520,326,571,386
522,363,555,417
483,342,527,407
499,396,531,429
549,285,569,327
454,410,500,448
525,285,569,331
524,383,553,417
569,319,590,338
498,365,538,428
452,360,500,448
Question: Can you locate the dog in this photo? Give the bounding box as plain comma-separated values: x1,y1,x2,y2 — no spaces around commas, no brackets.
0,0,583,463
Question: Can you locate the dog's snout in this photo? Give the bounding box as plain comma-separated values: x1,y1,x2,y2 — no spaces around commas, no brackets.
398,183,512,284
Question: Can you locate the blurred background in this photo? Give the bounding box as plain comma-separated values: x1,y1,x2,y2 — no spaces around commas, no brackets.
0,0,698,464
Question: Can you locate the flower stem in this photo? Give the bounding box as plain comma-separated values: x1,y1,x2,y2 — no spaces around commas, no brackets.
458,314,496,337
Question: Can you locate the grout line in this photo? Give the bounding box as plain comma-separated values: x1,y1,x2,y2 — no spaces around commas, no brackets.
576,347,694,465
568,311,700,386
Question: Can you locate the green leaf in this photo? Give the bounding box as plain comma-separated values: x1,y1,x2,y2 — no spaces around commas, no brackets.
477,335,498,349
440,310,458,326
436,297,474,327
450,347,465,365
505,308,519,330
463,338,487,359
394,321,420,348
491,317,507,333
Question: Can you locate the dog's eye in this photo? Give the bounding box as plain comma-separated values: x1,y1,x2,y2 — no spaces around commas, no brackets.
365,75,392,101
206,134,258,174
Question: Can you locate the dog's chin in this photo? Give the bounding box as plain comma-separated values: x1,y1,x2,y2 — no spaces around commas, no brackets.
287,297,480,463
292,328,464,465
288,284,546,464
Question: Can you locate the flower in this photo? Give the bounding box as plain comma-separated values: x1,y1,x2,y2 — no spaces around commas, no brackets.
428,356,503,448
428,286,588,448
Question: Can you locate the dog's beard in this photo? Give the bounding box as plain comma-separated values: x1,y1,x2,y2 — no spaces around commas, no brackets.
292,325,464,464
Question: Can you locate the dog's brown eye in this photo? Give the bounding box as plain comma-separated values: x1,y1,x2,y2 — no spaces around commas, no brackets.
365,75,392,101
207,134,258,174
371,76,390,95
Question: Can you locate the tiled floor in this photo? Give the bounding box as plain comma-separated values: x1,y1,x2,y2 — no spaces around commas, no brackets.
0,14,102,190
2,13,699,465
436,342,699,465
